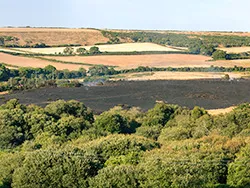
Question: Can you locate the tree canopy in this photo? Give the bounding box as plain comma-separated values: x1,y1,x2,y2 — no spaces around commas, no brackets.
0,100,250,187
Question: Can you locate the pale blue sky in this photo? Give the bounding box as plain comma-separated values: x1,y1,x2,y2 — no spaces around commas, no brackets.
1,0,249,31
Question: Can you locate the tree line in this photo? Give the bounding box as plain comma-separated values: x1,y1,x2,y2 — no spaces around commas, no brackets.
0,100,250,187
1,64,250,92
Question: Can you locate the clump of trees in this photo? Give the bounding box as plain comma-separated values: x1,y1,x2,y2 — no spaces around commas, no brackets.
0,64,87,92
212,50,228,60
0,37,4,46
63,46,101,55
0,100,250,187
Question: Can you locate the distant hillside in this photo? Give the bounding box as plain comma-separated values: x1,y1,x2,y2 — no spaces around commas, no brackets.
0,28,109,46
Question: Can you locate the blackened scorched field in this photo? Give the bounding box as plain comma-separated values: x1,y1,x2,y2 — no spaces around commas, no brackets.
1,80,250,113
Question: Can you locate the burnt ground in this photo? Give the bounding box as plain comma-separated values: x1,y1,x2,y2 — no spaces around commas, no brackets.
1,80,250,113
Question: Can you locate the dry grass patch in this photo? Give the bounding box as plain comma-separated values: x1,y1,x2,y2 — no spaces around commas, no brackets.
111,71,247,81
0,52,87,70
218,47,250,53
207,106,235,115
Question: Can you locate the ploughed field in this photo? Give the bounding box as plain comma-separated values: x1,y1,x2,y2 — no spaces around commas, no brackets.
1,79,250,113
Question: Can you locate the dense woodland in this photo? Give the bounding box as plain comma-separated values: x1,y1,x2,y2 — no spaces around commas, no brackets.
0,100,250,187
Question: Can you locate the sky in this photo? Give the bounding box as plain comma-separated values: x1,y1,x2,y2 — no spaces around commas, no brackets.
1,0,250,31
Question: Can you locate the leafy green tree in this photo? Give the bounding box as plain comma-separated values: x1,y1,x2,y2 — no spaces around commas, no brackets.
12,149,103,187
200,45,216,56
191,106,207,119
94,112,130,134
0,152,24,187
76,47,87,55
159,107,212,141
44,65,56,73
88,65,117,76
0,37,4,46
228,144,250,187
63,47,74,55
23,106,54,138
212,50,228,60
135,125,163,140
44,100,93,122
48,115,91,140
0,99,28,149
142,103,178,127
89,46,100,54
0,64,10,81
89,165,139,188
73,134,160,160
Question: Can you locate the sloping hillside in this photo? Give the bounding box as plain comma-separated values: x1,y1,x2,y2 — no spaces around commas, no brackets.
0,28,109,46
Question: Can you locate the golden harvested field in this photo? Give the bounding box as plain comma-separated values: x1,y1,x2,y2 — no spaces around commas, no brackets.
112,71,248,81
15,43,183,54
0,28,109,46
43,54,250,69
44,54,212,69
218,47,250,53
0,52,87,70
